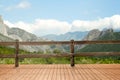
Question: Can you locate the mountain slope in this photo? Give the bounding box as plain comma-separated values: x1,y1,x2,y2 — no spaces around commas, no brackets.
42,31,88,41
0,16,52,52
7,28,42,41
79,29,120,52
0,33,13,41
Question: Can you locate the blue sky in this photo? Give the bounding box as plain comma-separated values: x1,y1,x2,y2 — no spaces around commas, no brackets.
1,0,120,22
0,0,120,36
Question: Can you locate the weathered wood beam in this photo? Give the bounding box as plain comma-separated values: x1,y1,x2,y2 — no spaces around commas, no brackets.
19,41,70,45
75,52,120,57
0,54,15,58
0,42,15,46
18,53,71,58
74,40,120,44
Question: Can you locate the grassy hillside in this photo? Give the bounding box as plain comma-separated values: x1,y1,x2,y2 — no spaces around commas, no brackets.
0,46,70,64
76,31,120,64
80,32,120,52
0,46,31,64
0,44,120,64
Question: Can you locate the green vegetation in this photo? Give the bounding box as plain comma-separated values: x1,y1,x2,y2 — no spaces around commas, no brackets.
0,45,120,64
79,32,120,52
0,46,70,64
79,44,120,52
0,46,30,64
77,31,120,64
75,57,120,64
19,58,70,64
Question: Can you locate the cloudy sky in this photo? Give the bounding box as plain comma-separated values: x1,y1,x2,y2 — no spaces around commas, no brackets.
0,0,120,36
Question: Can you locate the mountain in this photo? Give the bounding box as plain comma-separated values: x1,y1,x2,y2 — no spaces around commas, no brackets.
0,15,9,36
7,28,44,41
0,16,52,52
1,15,118,53
83,29,101,40
0,33,13,41
81,28,114,41
78,28,120,52
75,29,102,50
42,31,88,41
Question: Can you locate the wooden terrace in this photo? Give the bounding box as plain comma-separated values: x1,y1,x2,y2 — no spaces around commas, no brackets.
0,40,120,80
0,64,120,80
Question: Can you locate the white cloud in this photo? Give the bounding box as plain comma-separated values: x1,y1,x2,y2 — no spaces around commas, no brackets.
4,19,71,36
33,19,71,35
71,15,120,32
4,21,33,33
4,21,15,27
16,1,31,9
4,15,120,36
5,1,31,11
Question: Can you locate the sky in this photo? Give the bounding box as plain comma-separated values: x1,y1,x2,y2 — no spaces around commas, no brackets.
0,0,120,36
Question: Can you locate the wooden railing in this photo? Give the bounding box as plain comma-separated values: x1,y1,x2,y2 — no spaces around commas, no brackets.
0,40,120,67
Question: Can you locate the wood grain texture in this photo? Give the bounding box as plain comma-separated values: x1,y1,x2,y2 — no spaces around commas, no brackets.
0,64,120,80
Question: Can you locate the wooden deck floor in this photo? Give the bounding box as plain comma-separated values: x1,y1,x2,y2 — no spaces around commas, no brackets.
0,64,120,80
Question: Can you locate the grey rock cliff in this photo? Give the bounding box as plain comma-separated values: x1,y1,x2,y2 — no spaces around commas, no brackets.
7,28,38,41
76,29,113,50
100,28,114,36
7,28,51,52
83,29,101,40
0,15,9,36
0,15,51,52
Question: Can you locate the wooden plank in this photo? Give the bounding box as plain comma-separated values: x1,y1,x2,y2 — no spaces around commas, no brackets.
18,53,71,58
0,40,120,46
74,40,120,44
0,64,120,80
19,41,70,45
0,52,119,58
75,52,120,57
19,40,120,45
0,54,15,58
0,42,15,46
0,52,120,58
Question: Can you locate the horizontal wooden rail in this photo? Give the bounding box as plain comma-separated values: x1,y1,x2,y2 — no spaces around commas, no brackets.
0,54,15,58
19,41,70,45
0,42,15,46
19,40,120,45
75,52,120,57
1,52,120,58
18,53,71,58
0,40,120,46
74,40,120,44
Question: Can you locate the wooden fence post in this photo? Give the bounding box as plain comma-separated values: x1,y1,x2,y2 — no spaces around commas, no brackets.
70,40,75,67
15,39,19,67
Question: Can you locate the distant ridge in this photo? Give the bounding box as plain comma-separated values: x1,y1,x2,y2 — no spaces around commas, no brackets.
42,31,88,41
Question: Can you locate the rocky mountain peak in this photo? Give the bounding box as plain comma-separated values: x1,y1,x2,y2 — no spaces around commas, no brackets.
83,29,101,40
0,15,8,36
7,28,39,41
107,28,114,32
100,28,114,36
